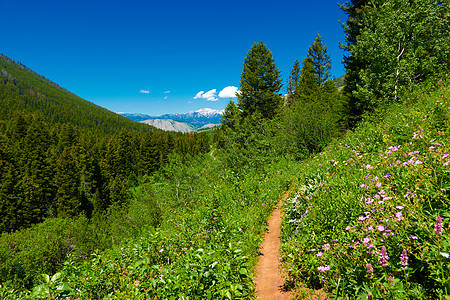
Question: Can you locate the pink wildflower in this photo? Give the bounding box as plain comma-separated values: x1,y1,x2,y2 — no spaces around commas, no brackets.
366,263,374,277
440,252,449,258
388,276,394,286
317,251,323,257
380,246,388,267
317,265,330,271
435,216,443,235
377,225,385,232
400,249,408,269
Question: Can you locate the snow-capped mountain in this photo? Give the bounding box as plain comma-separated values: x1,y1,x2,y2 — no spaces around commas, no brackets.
118,108,224,128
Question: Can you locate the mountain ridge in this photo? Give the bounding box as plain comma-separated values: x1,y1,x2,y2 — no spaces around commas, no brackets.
118,108,223,131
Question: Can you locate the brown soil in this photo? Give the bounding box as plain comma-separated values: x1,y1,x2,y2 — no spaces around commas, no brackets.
254,196,290,300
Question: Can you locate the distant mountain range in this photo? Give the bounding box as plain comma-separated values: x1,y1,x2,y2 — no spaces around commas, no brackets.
118,108,223,132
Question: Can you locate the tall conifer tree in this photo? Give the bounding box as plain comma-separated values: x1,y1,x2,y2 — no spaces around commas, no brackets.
296,57,319,102
237,42,283,120
307,33,332,87
286,59,300,106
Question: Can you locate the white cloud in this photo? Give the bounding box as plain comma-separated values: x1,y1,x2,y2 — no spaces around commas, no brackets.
140,89,150,94
164,96,168,100
219,86,239,98
194,91,204,99
193,89,218,101
203,89,218,101
164,91,171,94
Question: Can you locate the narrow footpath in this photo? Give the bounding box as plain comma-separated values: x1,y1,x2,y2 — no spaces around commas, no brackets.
254,196,290,300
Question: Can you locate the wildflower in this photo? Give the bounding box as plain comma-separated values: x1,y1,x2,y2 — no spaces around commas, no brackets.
363,237,371,244
388,276,394,286
442,154,449,159
159,249,164,253
346,226,355,231
396,206,404,210
310,248,316,252
317,251,323,257
377,225,385,232
323,243,330,250
435,216,443,235
368,225,373,231
317,265,331,271
444,161,450,166
367,243,375,249
440,252,449,258
400,249,408,269
366,263,374,277
395,211,403,221
384,173,391,178
380,246,389,267
376,182,382,188
371,176,379,182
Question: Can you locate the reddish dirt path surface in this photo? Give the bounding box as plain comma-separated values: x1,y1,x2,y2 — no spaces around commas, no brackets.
254,196,290,300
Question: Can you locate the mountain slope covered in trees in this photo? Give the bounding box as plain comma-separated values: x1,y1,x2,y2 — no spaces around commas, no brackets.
0,54,154,134
0,53,210,237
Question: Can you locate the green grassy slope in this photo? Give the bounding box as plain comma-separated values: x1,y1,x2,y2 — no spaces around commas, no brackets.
281,79,450,299
0,54,155,134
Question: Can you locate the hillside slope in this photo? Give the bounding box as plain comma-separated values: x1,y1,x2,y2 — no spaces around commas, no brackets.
281,79,450,299
140,118,197,132
0,54,154,134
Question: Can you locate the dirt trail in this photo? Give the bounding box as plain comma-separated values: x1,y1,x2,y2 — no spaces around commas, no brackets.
254,196,290,300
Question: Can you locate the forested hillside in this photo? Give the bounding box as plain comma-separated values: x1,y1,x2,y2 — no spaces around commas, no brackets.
0,0,448,298
0,53,211,290
0,54,151,134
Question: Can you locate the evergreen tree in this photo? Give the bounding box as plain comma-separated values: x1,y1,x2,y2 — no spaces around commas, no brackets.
220,100,240,130
307,33,332,87
286,59,300,106
295,57,319,102
340,0,370,126
0,135,18,233
55,148,82,218
237,42,283,120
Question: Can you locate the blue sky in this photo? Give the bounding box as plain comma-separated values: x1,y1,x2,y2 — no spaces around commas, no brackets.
1,0,347,115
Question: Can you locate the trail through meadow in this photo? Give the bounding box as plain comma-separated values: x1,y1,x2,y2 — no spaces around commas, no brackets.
254,195,290,300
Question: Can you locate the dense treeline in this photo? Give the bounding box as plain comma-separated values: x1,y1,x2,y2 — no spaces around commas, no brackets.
0,112,209,233
217,37,344,168
0,53,211,235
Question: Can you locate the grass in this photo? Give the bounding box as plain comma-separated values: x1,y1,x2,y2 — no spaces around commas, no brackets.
281,79,450,299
